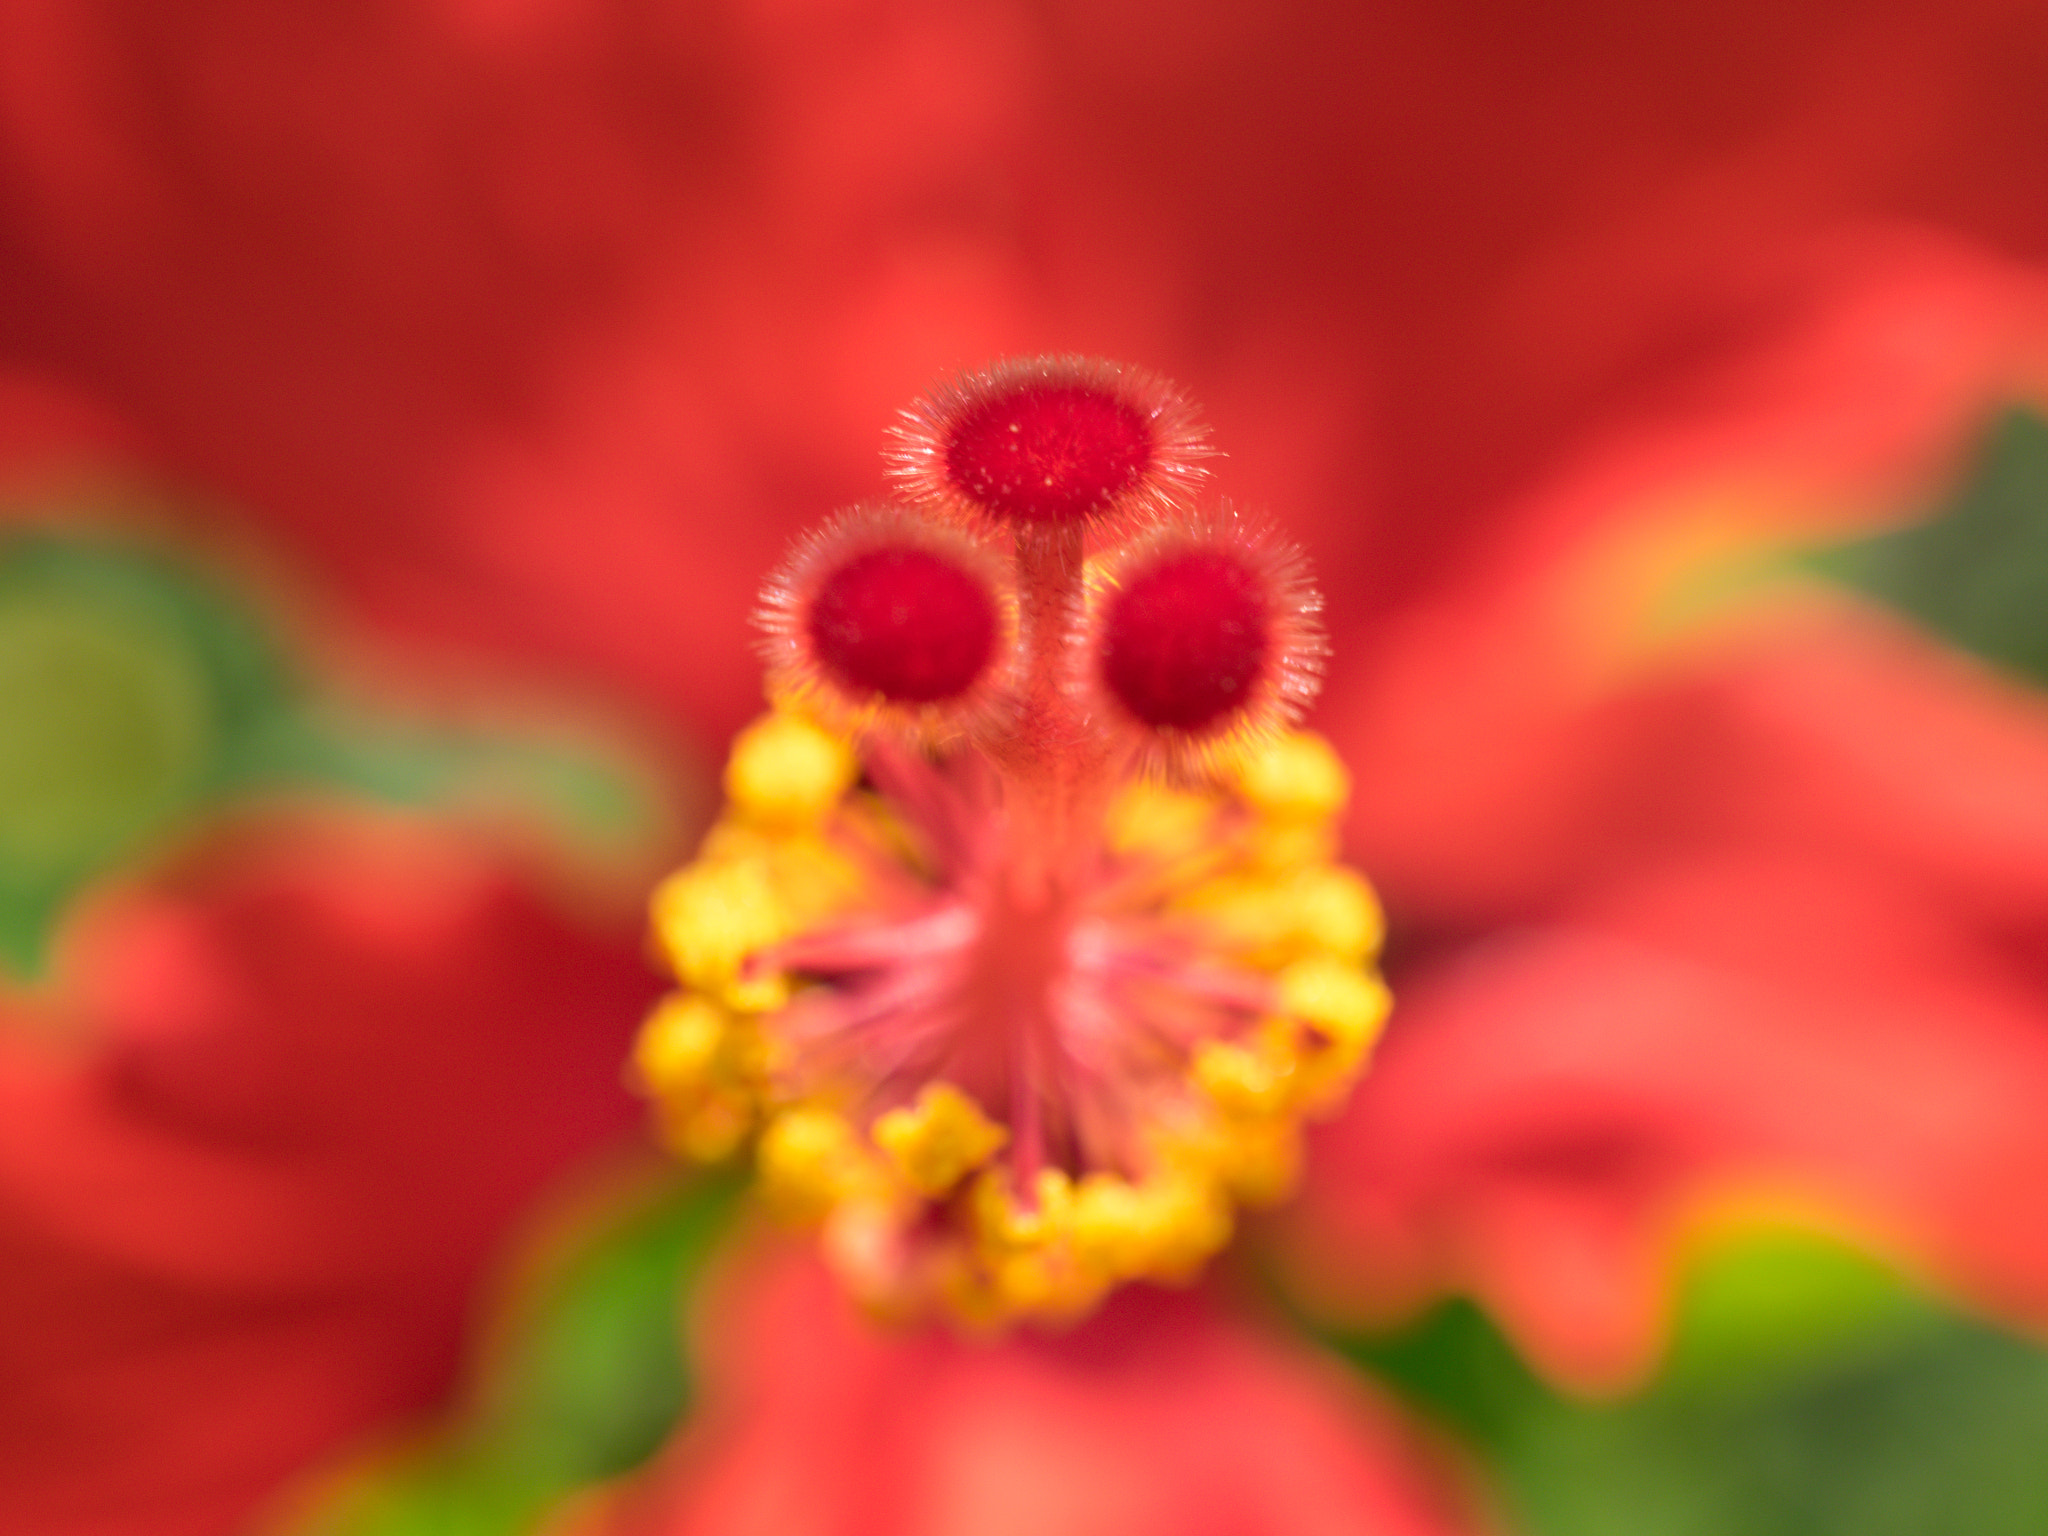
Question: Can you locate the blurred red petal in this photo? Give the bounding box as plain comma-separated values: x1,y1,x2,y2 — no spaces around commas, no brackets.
1291,606,2048,1388
0,809,656,1536
570,1248,1473,1536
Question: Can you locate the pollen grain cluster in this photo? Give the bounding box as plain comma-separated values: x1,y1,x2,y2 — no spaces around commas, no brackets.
637,357,1386,1327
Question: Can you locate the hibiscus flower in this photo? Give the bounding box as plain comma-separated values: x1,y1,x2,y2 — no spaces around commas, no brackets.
3,1,2048,1534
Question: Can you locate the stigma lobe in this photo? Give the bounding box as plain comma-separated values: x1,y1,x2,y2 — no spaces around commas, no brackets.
754,506,1017,743
888,355,1213,534
1100,547,1268,731
945,383,1152,525
810,546,996,703
1088,508,1326,768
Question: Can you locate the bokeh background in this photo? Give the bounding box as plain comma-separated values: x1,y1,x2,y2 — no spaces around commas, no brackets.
5,2,2048,1533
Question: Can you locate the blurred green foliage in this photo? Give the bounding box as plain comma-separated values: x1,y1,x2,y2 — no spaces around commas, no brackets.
1336,1227,2048,1536
0,534,291,971
0,528,666,978
1820,408,2048,685
293,1169,743,1536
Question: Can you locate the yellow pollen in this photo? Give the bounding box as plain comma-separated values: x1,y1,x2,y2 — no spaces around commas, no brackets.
1068,1174,1154,1272
1104,780,1223,859
874,1083,1009,1196
1234,730,1350,822
633,991,726,1093
648,859,795,1012
1192,1036,1294,1115
632,993,762,1162
1279,954,1392,1046
971,1166,1075,1250
1175,863,1384,967
1090,1164,1235,1280
724,710,857,824
758,1105,888,1221
1208,1116,1305,1207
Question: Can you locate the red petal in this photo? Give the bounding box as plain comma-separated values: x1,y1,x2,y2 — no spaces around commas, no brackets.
0,810,656,1535
572,1246,1473,1536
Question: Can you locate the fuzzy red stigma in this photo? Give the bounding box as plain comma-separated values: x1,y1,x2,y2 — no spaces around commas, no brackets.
1100,547,1268,732
888,357,1213,536
1085,508,1326,771
944,383,1152,526
810,546,996,704
755,506,1018,744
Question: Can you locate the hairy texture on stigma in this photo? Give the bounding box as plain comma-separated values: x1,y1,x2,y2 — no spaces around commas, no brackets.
755,505,1019,747
945,383,1151,524
641,361,1383,1328
886,355,1215,538
810,547,996,703
1103,549,1267,729
1091,506,1328,778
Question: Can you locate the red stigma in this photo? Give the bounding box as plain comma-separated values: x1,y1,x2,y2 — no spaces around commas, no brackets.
1101,547,1269,732
944,383,1153,525
808,546,997,704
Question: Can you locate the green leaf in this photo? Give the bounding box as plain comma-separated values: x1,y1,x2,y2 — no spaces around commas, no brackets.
1328,1226,2048,1536
0,533,295,974
1659,1225,1923,1388
1333,1294,1552,1455
1818,408,2048,685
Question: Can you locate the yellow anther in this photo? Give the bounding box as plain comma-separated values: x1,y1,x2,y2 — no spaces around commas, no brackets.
1276,956,1392,1111
1279,954,1391,1049
1244,820,1339,875
1070,1173,1156,1276
965,1164,1113,1317
632,992,728,1096
634,993,766,1162
1178,863,1384,967
701,821,868,926
1068,1158,1234,1284
991,1248,1057,1311
724,711,856,825
1236,730,1350,822
873,1082,1009,1197
1104,780,1221,858
660,1093,753,1163
1293,865,1384,961
758,1106,887,1221
971,1166,1075,1251
1131,1169,1235,1281
1210,1116,1303,1206
648,858,791,1001
992,1245,1106,1320
1174,873,1287,958
934,1252,1011,1334
1192,1038,1292,1116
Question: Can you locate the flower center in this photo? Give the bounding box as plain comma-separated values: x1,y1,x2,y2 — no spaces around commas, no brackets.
637,359,1386,1326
